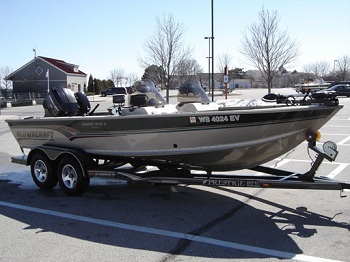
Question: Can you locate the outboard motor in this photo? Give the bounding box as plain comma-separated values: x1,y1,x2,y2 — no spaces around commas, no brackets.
43,86,78,117
75,91,91,115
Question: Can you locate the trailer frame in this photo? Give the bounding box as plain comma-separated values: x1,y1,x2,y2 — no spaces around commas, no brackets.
10,136,350,196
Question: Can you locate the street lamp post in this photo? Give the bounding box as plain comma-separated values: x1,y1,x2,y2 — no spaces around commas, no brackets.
206,56,211,92
211,0,214,102
204,37,212,94
46,69,50,94
334,60,338,75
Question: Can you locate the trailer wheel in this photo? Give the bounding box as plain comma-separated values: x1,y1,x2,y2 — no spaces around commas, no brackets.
30,152,58,189
57,157,90,196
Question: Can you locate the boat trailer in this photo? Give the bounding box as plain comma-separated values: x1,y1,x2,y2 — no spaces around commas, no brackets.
87,137,350,195
11,136,350,196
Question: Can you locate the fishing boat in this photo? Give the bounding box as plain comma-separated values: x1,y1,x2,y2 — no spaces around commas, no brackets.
5,79,346,195
294,78,330,94
6,79,341,170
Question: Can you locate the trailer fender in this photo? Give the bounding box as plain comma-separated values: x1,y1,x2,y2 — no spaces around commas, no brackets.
27,146,93,178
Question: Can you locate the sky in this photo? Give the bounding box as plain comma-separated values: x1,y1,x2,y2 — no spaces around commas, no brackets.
1,0,350,80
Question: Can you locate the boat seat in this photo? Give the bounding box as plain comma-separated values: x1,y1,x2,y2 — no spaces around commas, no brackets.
130,94,148,107
177,102,219,112
121,104,178,116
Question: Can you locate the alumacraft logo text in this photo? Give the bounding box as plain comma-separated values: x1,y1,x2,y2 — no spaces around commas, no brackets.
202,179,260,187
16,130,54,139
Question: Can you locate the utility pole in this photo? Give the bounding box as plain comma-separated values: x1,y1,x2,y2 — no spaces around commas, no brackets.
211,0,214,102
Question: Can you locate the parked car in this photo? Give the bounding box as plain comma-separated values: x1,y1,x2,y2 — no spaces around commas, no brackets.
327,81,350,88
100,87,126,97
317,84,350,97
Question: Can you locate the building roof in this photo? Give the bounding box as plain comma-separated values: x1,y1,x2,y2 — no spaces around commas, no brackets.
5,56,87,80
39,56,87,76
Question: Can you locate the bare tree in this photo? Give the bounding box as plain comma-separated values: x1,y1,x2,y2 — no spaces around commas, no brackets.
139,13,193,102
302,64,313,76
110,68,125,87
127,72,139,86
177,59,203,85
178,59,203,76
317,61,330,77
240,7,299,93
216,53,233,73
0,66,13,89
307,60,330,77
336,55,350,81
0,66,13,97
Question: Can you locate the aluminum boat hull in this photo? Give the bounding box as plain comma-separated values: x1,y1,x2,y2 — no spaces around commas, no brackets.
6,104,342,171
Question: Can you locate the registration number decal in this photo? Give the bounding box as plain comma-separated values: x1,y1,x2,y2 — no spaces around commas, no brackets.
193,115,240,124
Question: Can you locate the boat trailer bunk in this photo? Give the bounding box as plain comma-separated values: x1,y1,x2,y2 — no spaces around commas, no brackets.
11,135,350,196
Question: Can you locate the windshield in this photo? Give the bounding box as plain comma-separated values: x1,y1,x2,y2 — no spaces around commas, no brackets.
130,79,167,106
178,79,210,104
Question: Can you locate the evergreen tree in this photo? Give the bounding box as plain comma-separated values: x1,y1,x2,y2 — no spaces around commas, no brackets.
229,68,247,79
142,65,164,85
87,74,94,93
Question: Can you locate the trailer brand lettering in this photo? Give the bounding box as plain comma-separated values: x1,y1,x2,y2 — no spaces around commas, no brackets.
148,179,180,184
16,130,54,139
196,115,240,124
202,179,260,187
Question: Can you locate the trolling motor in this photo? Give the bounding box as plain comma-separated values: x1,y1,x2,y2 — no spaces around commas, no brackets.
262,93,339,106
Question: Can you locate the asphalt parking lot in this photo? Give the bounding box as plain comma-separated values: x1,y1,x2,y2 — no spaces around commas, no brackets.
0,89,349,262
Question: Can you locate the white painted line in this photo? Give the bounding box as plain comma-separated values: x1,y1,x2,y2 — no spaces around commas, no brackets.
327,164,349,179
338,135,350,145
318,134,350,136
325,125,350,128
272,158,349,166
0,200,342,262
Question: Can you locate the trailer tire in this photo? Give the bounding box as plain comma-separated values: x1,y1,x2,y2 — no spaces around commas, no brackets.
30,152,58,189
57,157,90,196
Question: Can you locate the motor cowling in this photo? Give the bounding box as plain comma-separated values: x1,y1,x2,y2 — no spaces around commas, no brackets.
43,86,78,117
75,91,91,115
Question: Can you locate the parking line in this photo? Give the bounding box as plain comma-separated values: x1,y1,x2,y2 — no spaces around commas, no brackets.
327,163,349,179
338,135,350,145
324,125,350,128
274,159,292,168
0,200,342,262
